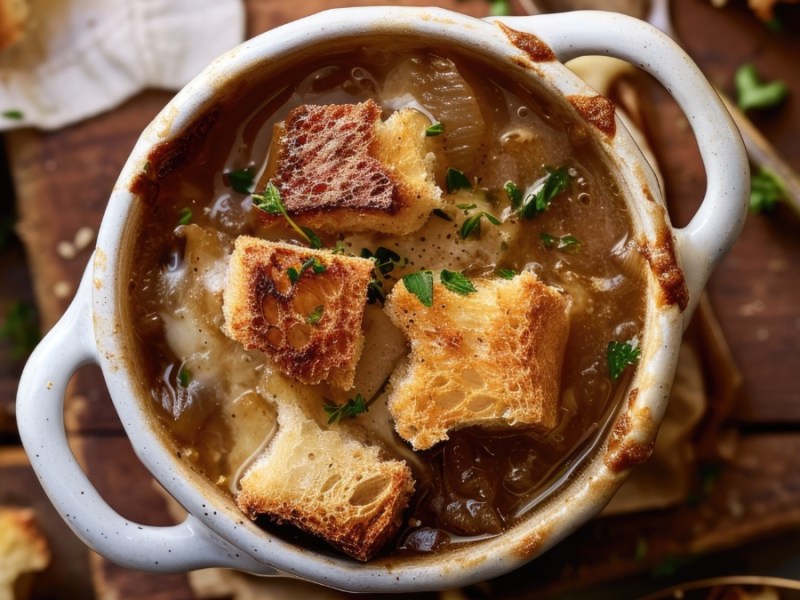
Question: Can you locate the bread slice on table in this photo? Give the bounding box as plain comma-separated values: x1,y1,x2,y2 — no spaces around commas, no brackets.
257,99,441,235
0,0,29,50
236,378,415,562
0,506,50,599
223,236,374,390
384,270,570,450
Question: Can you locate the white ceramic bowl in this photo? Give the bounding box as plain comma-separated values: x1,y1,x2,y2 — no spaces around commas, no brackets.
17,7,748,593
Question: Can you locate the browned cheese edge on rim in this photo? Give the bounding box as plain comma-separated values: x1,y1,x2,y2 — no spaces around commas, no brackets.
638,217,690,311
494,21,557,63
566,94,617,138
603,388,657,472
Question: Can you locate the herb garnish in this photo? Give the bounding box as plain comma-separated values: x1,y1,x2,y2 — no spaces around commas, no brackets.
287,256,326,284
426,122,444,136
749,166,786,213
432,208,453,222
252,182,323,248
440,270,477,295
607,339,641,381
540,232,581,252
504,180,523,209
178,367,192,387
307,305,324,325
735,63,788,112
446,167,472,193
324,393,368,424
177,207,192,226
460,210,501,239
361,247,407,277
402,270,434,307
496,268,516,280
456,203,478,211
519,167,571,219
0,301,39,359
2,110,23,121
225,167,256,194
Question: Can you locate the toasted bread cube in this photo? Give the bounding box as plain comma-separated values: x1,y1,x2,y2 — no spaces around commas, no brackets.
223,237,374,389
257,99,441,235
236,381,415,562
384,271,569,450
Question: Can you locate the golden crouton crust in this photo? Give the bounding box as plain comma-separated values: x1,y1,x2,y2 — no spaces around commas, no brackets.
256,100,441,235
223,237,374,389
385,271,570,450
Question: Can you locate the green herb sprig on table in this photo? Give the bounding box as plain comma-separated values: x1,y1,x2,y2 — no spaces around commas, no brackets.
735,63,788,112
0,301,40,360
749,166,786,213
252,182,323,248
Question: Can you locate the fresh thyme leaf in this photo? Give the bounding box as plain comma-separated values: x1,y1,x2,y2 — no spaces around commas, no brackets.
225,167,256,194
540,232,581,252
0,301,39,359
2,110,23,121
749,166,786,213
520,167,571,219
178,367,192,387
177,207,192,226
504,180,522,209
366,279,386,304
607,339,641,381
402,271,434,307
432,208,453,221
324,393,368,424
301,227,324,249
307,305,325,325
446,167,471,193
252,183,322,248
496,268,516,280
456,203,478,211
735,63,788,112
288,256,327,284
361,247,406,277
331,240,349,255
440,270,477,295
459,211,500,239
426,122,444,136
490,0,512,16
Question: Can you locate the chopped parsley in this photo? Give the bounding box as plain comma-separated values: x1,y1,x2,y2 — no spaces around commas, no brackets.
425,122,444,136
177,207,192,226
225,167,257,194
178,367,192,387
446,167,472,193
519,167,571,219
440,270,477,295
456,203,478,211
459,210,501,240
749,166,786,213
324,393,368,424
607,339,641,381
306,305,324,325
252,182,323,248
2,110,23,121
735,63,788,112
540,232,581,252
504,180,523,209
496,268,516,280
287,256,326,284
402,270,434,307
361,246,407,277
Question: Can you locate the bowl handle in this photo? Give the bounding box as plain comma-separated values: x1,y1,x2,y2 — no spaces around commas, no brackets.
490,11,749,319
16,263,267,573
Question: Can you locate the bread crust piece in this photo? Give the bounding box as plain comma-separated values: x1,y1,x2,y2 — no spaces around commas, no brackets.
223,236,374,389
385,271,570,450
236,379,415,562
0,507,50,598
258,99,441,235
0,0,28,50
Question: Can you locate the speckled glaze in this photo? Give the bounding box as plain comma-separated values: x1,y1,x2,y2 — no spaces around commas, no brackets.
17,7,748,593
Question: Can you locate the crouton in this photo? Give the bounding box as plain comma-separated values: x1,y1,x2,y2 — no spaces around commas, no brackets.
384,271,569,450
236,378,414,562
257,99,441,235
222,236,374,389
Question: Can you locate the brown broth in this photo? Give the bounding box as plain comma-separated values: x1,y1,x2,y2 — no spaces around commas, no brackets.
127,45,646,556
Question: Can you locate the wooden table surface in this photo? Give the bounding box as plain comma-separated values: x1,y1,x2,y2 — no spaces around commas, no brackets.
2,0,800,598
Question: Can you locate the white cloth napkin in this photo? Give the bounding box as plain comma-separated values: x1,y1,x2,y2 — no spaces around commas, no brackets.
0,0,244,131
